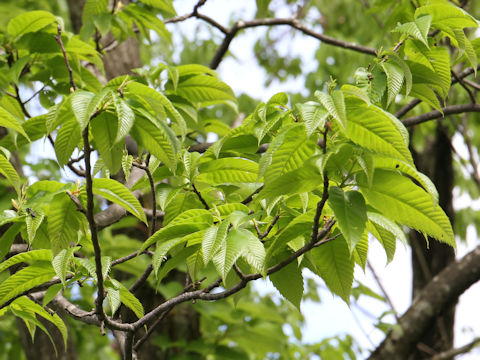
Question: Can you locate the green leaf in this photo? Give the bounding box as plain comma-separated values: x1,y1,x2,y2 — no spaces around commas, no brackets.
0,154,21,194
310,237,354,304
203,220,230,265
174,74,237,109
117,286,144,319
43,283,63,307
7,11,56,38
409,84,442,112
266,211,313,258
213,228,265,280
315,90,346,130
52,247,78,287
71,90,95,129
91,112,122,173
393,15,432,47
113,95,135,143
260,165,322,199
106,287,121,315
387,53,413,97
25,210,44,244
54,118,82,167
264,125,317,182
381,62,404,107
345,97,413,165
295,102,328,136
139,0,176,16
0,106,29,140
269,256,303,309
0,249,52,274
140,222,208,252
92,178,147,224
358,169,454,247
48,193,81,254
415,4,478,30
10,302,58,355
0,262,55,305
329,187,367,253
125,82,186,135
13,296,68,348
353,231,368,270
367,221,396,263
213,203,250,218
46,97,72,133
130,113,179,172
406,42,451,99
373,155,438,203
341,84,371,105
0,223,23,261
367,210,408,247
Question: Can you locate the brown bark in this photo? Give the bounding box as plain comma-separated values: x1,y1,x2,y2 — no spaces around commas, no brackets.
368,244,480,360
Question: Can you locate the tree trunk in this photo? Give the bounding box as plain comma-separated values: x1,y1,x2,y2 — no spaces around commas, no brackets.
409,123,456,358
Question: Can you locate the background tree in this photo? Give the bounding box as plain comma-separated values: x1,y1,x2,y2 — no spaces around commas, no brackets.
0,1,480,359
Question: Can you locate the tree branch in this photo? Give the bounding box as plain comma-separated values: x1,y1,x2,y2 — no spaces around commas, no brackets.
132,220,335,330
427,337,480,360
402,103,480,127
209,16,377,69
368,244,480,360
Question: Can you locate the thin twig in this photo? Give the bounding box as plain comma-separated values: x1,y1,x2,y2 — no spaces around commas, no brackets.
192,183,209,210
427,337,480,360
111,250,154,267
54,25,76,92
133,307,173,352
367,260,399,321
66,191,87,214
452,70,476,104
82,126,105,323
241,186,263,205
259,214,280,239
132,220,336,330
132,160,157,237
208,16,377,69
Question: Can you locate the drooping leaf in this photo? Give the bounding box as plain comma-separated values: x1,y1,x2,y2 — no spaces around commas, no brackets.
113,95,135,142
130,113,179,172
92,178,147,224
48,193,81,254
91,112,122,173
71,90,95,129
52,247,78,287
12,296,68,348
269,256,303,309
310,237,354,304
345,97,413,164
328,187,367,253
315,90,346,130
54,118,82,167
0,249,52,274
295,102,328,136
0,154,21,194
393,15,432,47
358,169,454,247
0,107,29,140
381,61,404,107
0,262,55,305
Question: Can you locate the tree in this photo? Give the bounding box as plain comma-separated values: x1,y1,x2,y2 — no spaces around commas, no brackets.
0,0,479,359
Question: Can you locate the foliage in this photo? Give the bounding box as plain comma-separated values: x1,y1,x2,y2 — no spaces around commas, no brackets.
0,0,479,359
